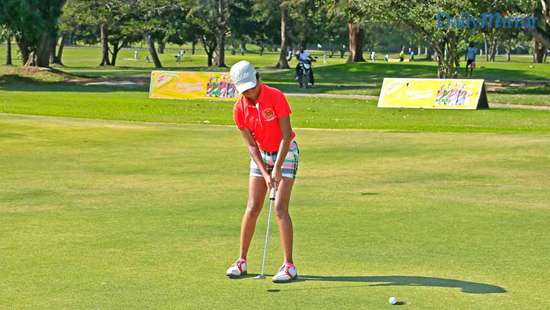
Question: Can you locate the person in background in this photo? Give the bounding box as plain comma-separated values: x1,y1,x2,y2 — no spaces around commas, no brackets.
466,42,478,77
287,49,293,62
295,47,315,86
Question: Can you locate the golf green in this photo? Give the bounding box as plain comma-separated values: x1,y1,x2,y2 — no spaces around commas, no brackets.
1,114,549,309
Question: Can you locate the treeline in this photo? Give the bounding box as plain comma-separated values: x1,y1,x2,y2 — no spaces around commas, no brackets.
0,0,549,78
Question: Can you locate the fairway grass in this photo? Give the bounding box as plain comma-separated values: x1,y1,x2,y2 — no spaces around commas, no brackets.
1,114,549,309
2,90,550,134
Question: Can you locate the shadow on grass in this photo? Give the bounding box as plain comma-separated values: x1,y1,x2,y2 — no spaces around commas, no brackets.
264,62,549,83
267,82,379,95
492,85,550,95
226,273,266,280
61,65,232,79
262,62,550,95
291,275,506,294
0,74,147,92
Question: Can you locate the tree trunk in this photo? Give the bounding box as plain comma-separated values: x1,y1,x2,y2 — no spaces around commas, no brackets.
239,41,247,55
201,37,215,67
49,35,57,64
206,49,214,67
17,39,32,65
145,33,163,68
533,38,545,63
216,0,226,67
259,42,264,56
276,4,290,69
347,22,365,63
111,42,123,66
433,31,460,79
100,23,110,66
6,32,12,65
216,31,227,68
192,40,196,54
447,32,459,78
55,34,66,65
435,46,446,78
483,34,489,61
158,39,166,54
489,37,498,62
36,32,52,67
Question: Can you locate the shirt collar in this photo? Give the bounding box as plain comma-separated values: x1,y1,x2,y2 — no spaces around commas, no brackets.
256,83,267,106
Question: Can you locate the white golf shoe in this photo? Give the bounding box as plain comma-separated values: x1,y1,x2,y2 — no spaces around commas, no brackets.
226,259,247,278
272,263,298,283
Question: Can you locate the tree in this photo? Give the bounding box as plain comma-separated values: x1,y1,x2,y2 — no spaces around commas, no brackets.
534,0,550,45
228,0,262,55
0,0,66,67
330,0,378,63
385,0,479,78
0,26,12,65
216,0,228,67
249,0,282,58
187,0,227,67
62,0,141,67
276,1,291,68
532,0,550,62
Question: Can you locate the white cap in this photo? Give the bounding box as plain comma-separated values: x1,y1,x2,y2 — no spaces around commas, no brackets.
230,60,257,93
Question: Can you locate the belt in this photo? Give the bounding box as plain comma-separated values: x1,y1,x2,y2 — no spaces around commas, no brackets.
262,140,296,156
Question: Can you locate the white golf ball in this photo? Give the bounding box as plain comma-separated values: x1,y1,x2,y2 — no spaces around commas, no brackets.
389,297,398,305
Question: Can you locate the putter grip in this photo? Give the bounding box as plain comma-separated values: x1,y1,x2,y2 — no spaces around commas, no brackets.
269,187,276,200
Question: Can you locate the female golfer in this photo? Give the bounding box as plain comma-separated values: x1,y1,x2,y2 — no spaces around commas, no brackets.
225,61,299,283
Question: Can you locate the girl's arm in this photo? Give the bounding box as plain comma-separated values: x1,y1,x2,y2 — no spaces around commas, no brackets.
273,116,292,183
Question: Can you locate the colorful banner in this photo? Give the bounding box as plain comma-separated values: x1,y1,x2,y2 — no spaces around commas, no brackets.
149,71,238,100
377,78,489,109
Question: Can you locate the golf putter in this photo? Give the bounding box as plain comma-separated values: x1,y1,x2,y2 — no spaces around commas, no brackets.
255,185,277,279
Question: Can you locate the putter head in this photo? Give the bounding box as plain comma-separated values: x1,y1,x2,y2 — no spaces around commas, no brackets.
254,274,266,279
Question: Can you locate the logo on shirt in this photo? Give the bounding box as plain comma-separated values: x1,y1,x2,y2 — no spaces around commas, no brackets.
262,107,276,121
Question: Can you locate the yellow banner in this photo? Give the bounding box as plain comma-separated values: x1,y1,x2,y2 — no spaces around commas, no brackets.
149,71,238,100
378,78,488,109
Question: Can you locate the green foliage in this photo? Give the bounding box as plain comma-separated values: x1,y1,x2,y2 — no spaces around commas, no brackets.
0,0,66,65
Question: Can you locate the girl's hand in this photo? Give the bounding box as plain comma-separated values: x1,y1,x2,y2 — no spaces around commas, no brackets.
263,172,275,189
271,167,283,186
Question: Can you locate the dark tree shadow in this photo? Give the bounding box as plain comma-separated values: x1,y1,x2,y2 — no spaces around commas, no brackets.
296,275,506,294
0,75,147,92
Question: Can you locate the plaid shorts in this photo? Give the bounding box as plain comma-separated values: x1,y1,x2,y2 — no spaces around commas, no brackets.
250,140,300,179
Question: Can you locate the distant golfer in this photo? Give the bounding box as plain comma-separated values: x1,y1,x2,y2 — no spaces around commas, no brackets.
226,61,300,283
466,42,477,77
399,48,405,62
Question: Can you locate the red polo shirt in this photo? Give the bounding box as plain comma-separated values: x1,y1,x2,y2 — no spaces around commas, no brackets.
233,83,296,152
